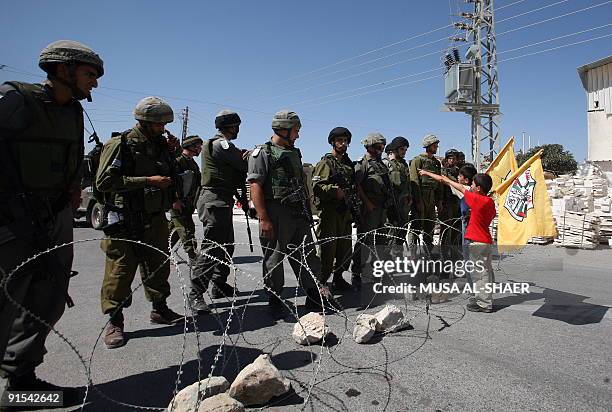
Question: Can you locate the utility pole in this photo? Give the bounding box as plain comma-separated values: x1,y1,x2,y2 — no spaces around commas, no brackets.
522,131,526,154
180,106,189,142
444,0,501,170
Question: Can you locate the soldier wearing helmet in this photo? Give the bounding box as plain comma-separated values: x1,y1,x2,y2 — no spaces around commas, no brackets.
351,133,392,294
247,110,330,314
312,127,355,292
96,96,184,349
408,134,443,254
439,148,462,261
383,136,412,259
0,40,103,401
188,110,248,313
168,135,203,263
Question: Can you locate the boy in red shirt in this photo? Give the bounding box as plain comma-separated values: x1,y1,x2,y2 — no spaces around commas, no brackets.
418,170,496,312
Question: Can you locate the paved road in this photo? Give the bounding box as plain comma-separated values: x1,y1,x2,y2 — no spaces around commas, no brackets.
3,215,611,411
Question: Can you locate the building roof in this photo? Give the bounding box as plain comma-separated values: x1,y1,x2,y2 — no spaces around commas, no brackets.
578,55,612,89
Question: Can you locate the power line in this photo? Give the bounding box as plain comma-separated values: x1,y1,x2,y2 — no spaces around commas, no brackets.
297,31,612,108
497,0,612,36
496,0,570,23
248,0,602,104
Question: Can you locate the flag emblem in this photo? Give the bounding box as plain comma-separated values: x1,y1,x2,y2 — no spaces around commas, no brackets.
504,169,536,221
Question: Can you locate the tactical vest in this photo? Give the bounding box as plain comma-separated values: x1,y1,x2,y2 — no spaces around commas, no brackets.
0,81,83,196
384,158,410,200
201,137,245,192
442,166,459,203
261,142,303,201
359,155,389,205
315,153,355,210
104,129,174,214
414,154,441,189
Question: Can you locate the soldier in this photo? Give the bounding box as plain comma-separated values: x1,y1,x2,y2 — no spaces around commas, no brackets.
247,110,329,314
440,149,462,261
456,151,466,168
169,135,203,262
409,134,442,254
96,96,184,349
352,133,391,290
0,40,103,399
383,136,412,259
312,127,356,292
189,110,247,313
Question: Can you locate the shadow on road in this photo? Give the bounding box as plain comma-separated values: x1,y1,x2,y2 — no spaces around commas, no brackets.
495,282,610,325
84,344,312,411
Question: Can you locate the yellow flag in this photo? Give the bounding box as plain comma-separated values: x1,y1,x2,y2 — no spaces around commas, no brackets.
495,150,557,247
486,137,518,191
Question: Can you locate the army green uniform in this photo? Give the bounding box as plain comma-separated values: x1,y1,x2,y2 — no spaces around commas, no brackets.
440,166,462,260
353,153,390,282
96,125,176,315
169,153,201,260
409,154,442,251
247,141,320,296
0,81,83,377
191,133,247,292
384,157,411,257
312,153,355,283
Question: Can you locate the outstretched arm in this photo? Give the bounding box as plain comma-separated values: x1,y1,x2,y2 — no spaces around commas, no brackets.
418,169,467,194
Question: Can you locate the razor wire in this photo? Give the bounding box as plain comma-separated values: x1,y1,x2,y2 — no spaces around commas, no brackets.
0,215,512,411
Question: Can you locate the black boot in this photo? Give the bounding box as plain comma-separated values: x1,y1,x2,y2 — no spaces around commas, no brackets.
351,273,362,291
210,282,238,299
187,289,210,314
151,302,184,325
2,371,84,410
332,272,352,291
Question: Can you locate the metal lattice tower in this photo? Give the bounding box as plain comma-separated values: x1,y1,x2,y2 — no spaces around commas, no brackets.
180,106,189,142
445,0,501,170
470,0,501,169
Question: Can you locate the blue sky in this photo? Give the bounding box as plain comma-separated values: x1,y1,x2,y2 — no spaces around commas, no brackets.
2,0,610,164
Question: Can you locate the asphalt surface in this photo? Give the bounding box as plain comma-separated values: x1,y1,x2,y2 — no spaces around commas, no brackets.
2,214,611,411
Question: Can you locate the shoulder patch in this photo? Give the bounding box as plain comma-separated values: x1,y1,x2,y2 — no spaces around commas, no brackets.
220,139,230,150
251,147,261,157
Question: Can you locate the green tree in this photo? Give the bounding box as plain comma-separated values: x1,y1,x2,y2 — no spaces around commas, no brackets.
516,144,577,176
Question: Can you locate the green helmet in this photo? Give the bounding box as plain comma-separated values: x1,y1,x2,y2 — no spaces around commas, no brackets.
445,148,460,158
215,110,241,129
39,40,104,77
182,135,203,149
272,110,301,130
422,134,440,148
361,132,386,147
133,96,174,123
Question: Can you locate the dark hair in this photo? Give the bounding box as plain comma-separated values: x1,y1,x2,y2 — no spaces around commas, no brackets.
458,165,477,184
473,173,493,194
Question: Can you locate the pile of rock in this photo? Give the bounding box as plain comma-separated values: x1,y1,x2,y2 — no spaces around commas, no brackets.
168,354,291,411
292,312,329,345
546,163,611,247
353,305,410,344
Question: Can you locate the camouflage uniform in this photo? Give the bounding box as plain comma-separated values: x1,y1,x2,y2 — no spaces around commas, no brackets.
440,163,462,260
96,125,176,315
353,145,390,283
247,141,320,297
383,156,411,257
312,152,355,285
169,150,201,260
409,150,442,253
0,40,103,382
191,129,247,299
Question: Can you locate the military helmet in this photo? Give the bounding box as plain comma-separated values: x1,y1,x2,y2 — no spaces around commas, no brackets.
457,151,466,159
422,134,440,148
133,96,174,123
445,148,460,158
215,110,241,129
182,135,203,149
272,110,301,130
385,136,409,153
39,40,104,77
327,127,352,144
361,132,386,147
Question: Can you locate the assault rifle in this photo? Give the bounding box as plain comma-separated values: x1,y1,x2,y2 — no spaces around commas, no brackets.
327,163,362,226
